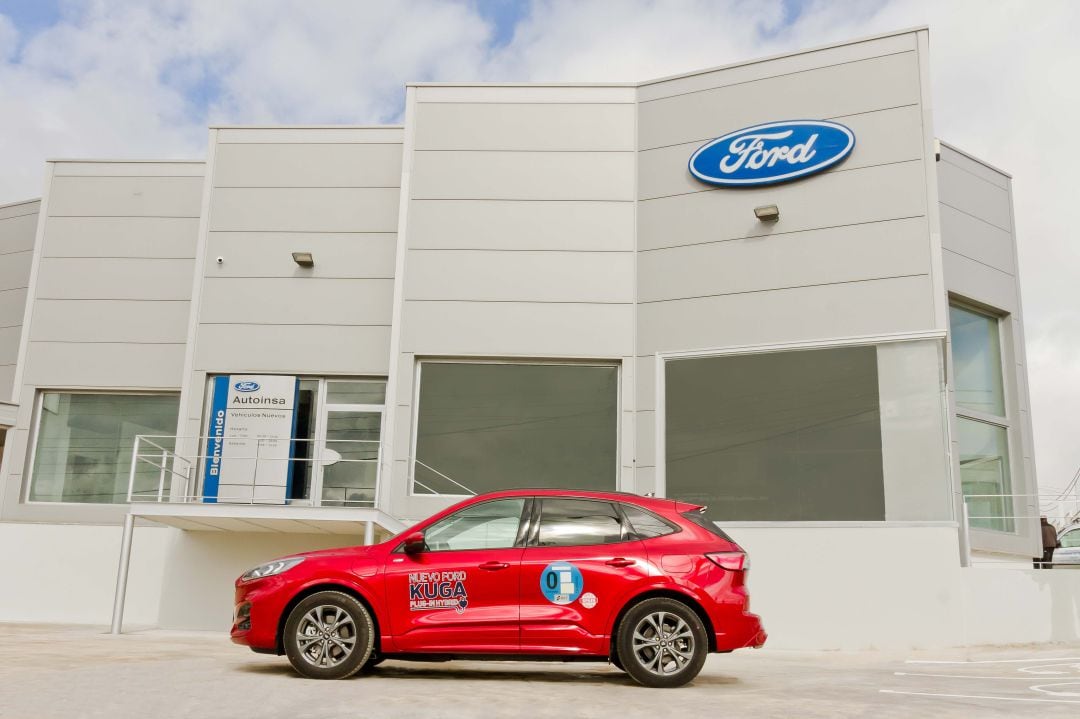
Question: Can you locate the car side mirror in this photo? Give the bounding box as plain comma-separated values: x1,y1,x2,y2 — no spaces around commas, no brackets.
402,530,426,555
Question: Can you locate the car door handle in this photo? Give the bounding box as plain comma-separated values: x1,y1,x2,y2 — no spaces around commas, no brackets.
478,561,510,571
606,558,635,568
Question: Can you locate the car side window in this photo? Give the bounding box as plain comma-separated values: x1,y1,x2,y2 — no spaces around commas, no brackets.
423,498,526,552
1061,530,1080,549
621,504,678,539
535,499,625,547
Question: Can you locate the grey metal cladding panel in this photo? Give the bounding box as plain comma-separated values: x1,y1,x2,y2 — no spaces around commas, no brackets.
638,51,921,150
43,217,198,258
33,258,194,300
205,232,396,278
413,103,635,151
0,212,40,255
936,159,1012,231
213,143,402,188
30,299,190,343
0,326,19,364
0,365,13,402
52,162,204,177
47,176,203,217
938,203,1015,274
410,151,635,201
638,275,935,354
408,200,634,251
942,249,1018,313
402,301,633,357
404,251,633,303
639,104,924,201
0,251,32,291
23,341,185,388
200,277,393,325
937,145,1009,189
638,32,916,102
0,289,27,327
216,127,403,144
194,324,391,374
0,200,40,220
638,217,929,303
209,188,400,232
638,160,926,251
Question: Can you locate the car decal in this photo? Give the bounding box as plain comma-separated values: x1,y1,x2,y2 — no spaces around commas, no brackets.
540,562,584,605
580,592,598,609
408,571,469,614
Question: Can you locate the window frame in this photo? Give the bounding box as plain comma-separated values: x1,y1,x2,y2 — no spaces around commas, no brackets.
408,358,623,498
23,389,182,506
395,497,533,554
948,300,1016,534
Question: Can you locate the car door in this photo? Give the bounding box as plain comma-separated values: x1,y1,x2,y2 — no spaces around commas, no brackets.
1056,528,1080,566
519,497,652,655
383,497,528,653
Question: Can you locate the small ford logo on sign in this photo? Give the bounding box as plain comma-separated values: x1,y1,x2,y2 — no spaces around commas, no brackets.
234,381,260,393
689,120,855,187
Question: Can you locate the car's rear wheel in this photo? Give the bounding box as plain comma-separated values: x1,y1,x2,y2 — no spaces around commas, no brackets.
283,591,374,679
616,597,708,688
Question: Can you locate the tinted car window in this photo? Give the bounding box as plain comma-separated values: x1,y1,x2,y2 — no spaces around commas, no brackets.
622,504,677,539
536,499,624,547
1061,530,1080,549
424,498,525,551
680,510,735,542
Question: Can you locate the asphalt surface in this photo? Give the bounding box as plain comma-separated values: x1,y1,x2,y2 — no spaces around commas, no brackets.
1,624,1079,718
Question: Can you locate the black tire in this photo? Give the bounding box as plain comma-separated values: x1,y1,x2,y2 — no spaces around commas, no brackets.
616,598,708,688
360,653,385,672
283,591,375,680
610,651,625,671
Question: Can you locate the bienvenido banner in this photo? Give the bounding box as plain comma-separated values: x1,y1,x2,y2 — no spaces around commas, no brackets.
202,375,299,504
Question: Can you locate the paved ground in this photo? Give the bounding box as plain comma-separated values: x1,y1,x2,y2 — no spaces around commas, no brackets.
1,625,1079,718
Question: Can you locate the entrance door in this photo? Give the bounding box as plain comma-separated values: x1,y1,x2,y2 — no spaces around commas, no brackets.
519,498,652,655
311,380,385,507
383,497,528,652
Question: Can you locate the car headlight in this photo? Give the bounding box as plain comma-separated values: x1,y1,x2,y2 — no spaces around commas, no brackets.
241,557,304,582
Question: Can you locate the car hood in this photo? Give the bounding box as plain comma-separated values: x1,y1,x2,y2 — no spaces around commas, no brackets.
286,544,380,562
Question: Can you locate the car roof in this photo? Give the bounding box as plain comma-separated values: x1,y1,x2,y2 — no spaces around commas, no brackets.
464,488,700,513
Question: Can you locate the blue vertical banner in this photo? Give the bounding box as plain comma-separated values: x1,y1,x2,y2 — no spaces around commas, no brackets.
202,375,230,503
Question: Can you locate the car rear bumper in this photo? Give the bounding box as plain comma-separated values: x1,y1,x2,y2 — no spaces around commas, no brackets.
716,612,767,651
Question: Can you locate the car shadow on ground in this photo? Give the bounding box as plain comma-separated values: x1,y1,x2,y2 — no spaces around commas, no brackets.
235,660,741,686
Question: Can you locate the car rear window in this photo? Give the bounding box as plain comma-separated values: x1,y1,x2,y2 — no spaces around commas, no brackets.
680,510,735,542
620,504,678,539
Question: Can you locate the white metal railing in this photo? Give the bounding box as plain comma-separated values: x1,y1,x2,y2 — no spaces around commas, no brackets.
412,459,476,496
126,434,382,508
960,492,1080,567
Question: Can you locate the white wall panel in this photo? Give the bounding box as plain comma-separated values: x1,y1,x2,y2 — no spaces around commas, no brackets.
404,251,634,303
0,212,40,255
410,151,635,201
209,188,399,232
414,102,635,151
200,277,393,325
34,258,194,300
194,324,391,375
23,342,186,388
938,203,1015,274
937,159,1012,231
214,143,402,188
43,217,198,258
408,200,634,252
47,176,203,217
0,289,27,327
30,300,190,343
205,232,396,278
942,249,1018,312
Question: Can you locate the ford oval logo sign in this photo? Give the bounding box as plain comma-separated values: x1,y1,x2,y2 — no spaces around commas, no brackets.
234,381,260,393
689,120,855,187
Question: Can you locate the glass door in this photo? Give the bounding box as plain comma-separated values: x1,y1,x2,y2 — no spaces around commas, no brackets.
313,380,386,507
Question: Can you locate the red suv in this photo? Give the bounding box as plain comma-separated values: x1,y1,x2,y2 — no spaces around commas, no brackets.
231,489,766,688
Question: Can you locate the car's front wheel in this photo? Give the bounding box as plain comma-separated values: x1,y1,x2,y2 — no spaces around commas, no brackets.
283,591,374,679
616,597,708,688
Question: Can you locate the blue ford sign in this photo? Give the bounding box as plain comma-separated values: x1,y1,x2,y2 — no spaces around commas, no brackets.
689,120,855,187
234,380,260,393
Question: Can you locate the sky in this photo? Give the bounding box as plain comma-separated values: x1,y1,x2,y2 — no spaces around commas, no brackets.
0,0,1077,496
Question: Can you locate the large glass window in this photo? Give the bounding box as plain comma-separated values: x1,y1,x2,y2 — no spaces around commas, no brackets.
950,303,1013,531
535,498,625,546
29,393,180,504
665,346,885,521
413,362,618,496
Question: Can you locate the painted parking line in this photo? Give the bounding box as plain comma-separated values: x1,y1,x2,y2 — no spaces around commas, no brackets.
885,653,1080,706
880,689,1080,705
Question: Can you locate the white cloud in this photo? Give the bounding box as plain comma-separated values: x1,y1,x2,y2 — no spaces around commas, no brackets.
0,0,1076,491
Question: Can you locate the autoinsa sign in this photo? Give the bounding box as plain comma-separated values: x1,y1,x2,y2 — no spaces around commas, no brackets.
688,120,855,187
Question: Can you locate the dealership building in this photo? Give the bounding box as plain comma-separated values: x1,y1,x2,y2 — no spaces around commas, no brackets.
0,28,1075,649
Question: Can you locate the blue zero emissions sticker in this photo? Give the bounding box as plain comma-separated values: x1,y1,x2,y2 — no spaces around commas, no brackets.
540,562,584,605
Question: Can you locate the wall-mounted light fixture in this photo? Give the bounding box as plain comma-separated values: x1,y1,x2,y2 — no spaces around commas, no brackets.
291,251,315,268
754,204,780,222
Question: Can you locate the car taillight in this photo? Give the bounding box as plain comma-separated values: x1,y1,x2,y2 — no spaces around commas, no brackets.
706,552,748,571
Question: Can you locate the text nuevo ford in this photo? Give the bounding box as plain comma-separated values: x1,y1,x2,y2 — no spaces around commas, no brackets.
231,489,766,688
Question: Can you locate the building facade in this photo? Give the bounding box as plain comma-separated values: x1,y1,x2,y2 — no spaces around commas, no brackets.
0,28,1068,649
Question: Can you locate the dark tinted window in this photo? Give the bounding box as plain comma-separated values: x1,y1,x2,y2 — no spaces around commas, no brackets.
621,504,677,539
680,511,735,543
536,499,624,547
